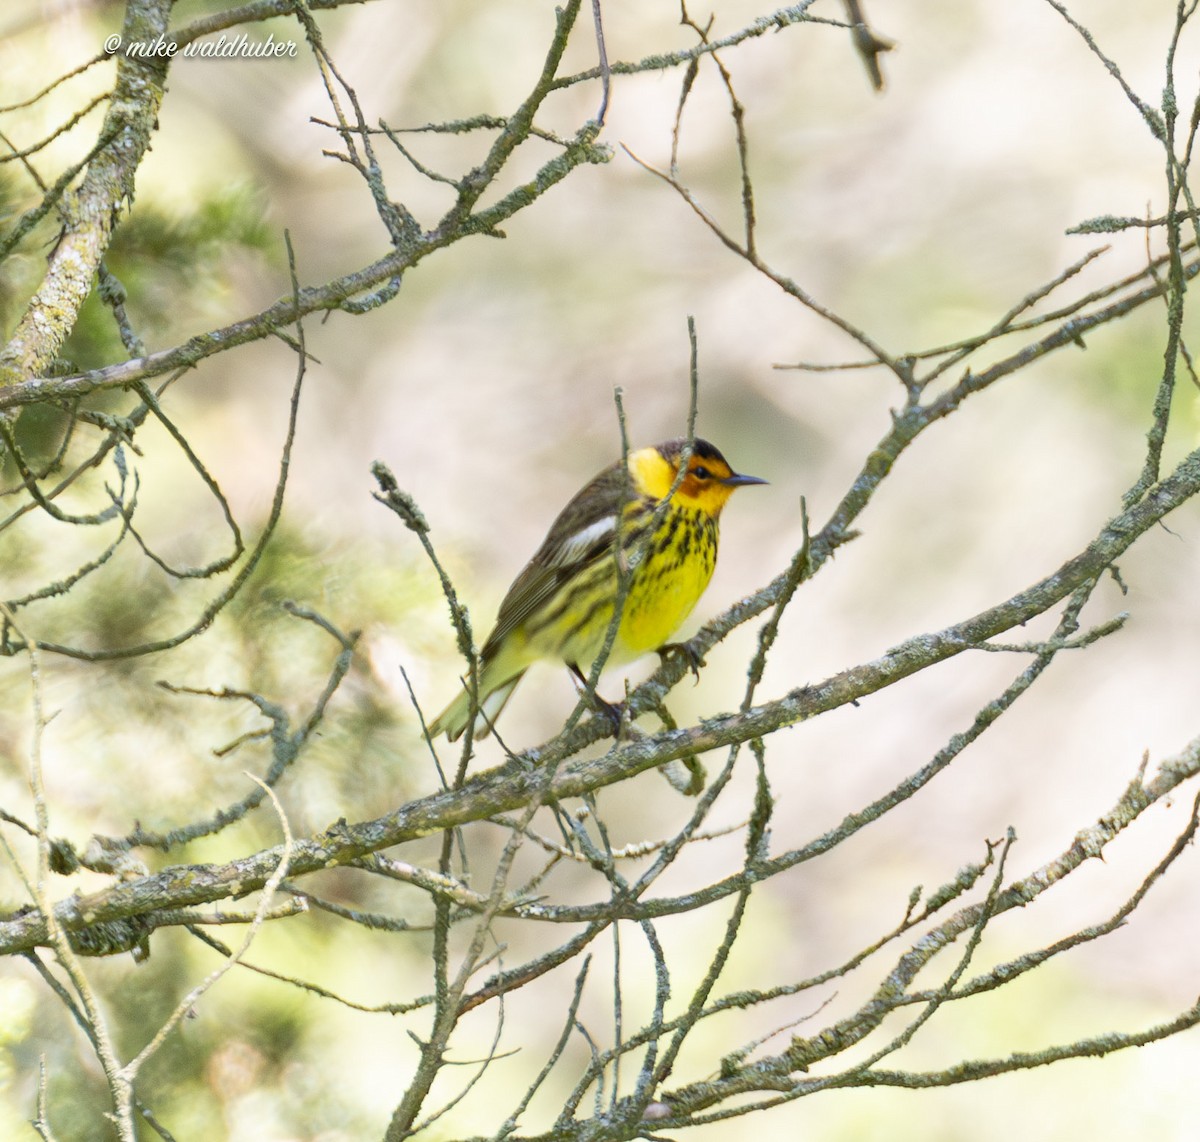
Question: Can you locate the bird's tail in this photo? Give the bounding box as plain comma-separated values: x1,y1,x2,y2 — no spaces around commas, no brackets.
427,667,527,741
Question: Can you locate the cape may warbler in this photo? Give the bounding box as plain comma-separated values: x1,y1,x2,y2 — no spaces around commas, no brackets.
429,437,766,740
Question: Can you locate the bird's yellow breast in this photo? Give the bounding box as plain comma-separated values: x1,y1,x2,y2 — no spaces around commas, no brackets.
618,504,718,654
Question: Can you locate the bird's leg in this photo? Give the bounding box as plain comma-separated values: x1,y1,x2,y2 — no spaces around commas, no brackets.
656,639,706,682
568,662,623,734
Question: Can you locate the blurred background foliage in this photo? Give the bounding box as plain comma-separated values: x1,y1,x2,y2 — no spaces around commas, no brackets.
2,0,1200,1139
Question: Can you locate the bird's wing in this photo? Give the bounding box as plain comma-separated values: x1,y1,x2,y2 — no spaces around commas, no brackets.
481,462,631,659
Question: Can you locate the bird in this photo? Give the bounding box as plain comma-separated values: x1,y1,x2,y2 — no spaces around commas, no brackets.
428,437,767,741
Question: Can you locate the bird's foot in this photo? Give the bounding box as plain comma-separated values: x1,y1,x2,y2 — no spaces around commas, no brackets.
568,662,626,738
592,694,625,736
657,639,706,681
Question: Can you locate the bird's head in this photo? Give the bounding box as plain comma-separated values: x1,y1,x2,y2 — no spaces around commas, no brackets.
629,438,767,517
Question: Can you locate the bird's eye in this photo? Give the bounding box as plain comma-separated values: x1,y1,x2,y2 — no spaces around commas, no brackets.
692,465,711,480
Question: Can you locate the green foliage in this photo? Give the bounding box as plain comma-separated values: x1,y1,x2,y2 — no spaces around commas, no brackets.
63,187,274,370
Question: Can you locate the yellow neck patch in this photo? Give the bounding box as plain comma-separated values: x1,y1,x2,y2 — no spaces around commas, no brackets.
627,446,677,499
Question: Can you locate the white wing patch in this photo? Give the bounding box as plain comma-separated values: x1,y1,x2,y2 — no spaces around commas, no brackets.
546,515,617,568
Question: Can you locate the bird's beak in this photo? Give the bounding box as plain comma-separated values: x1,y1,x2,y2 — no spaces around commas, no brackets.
721,471,768,487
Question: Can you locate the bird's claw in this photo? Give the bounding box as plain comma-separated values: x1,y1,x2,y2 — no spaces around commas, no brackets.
569,662,626,738
594,695,625,736
657,640,706,682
